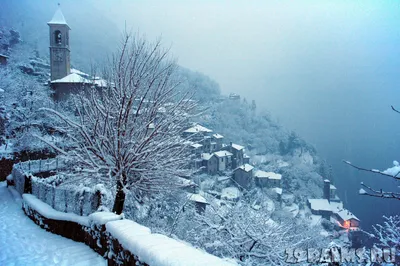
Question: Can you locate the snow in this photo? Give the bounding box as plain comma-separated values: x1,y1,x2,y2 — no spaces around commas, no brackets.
212,133,224,139
330,184,337,190
0,182,105,265
23,194,90,227
221,187,240,201
191,143,203,149
359,188,367,195
184,124,213,133
48,7,68,26
271,187,283,195
254,170,281,180
231,143,244,151
188,193,208,204
51,73,91,84
236,164,254,172
202,153,214,161
307,199,332,212
89,212,123,226
213,150,233,157
335,209,360,221
382,160,400,176
106,220,236,266
310,214,322,226
71,68,90,77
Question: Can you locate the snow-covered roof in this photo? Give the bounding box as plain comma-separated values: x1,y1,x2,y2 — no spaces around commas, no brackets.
221,187,240,200
254,170,282,180
70,68,90,77
236,164,254,172
191,143,203,149
324,179,330,183
51,73,91,84
329,201,343,213
271,187,283,195
201,153,215,161
0,54,9,58
212,133,224,139
187,193,208,204
231,143,245,150
335,209,360,221
184,124,212,134
213,150,233,158
308,199,332,212
48,7,69,27
330,184,337,190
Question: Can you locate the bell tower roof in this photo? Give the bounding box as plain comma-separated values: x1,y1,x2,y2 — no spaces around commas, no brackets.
48,5,69,28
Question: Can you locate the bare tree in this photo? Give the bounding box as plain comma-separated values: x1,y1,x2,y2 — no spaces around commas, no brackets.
38,33,195,214
174,197,327,265
343,106,400,200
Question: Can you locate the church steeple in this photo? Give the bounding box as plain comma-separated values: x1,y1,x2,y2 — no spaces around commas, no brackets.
48,4,71,81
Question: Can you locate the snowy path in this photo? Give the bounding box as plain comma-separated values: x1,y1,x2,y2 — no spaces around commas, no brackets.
0,182,106,266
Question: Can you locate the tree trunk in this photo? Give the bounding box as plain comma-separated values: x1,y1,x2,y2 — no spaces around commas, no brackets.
112,179,126,214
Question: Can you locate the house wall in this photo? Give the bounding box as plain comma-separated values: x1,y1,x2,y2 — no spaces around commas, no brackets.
51,82,91,101
233,169,252,189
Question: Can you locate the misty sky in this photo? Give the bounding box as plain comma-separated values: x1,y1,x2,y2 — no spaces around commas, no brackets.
90,0,400,227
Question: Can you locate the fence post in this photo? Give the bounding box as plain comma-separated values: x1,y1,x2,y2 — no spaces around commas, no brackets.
28,160,31,171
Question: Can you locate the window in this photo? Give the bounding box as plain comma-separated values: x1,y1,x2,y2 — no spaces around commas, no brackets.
54,30,62,45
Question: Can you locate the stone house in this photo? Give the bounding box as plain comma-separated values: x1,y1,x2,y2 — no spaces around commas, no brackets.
201,153,218,175
254,170,282,188
212,134,224,151
334,209,360,228
323,179,340,202
187,193,208,214
213,150,233,172
307,199,332,219
232,164,254,189
183,124,213,142
223,142,245,169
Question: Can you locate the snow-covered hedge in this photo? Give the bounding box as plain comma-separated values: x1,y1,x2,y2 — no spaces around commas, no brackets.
13,161,104,216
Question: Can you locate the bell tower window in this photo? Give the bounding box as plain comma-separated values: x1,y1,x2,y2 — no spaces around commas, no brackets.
55,30,62,45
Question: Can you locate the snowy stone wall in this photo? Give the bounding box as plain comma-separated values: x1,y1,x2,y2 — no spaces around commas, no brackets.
22,194,238,266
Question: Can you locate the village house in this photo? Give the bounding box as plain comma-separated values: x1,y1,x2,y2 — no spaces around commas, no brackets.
224,142,245,168
232,164,254,189
334,209,360,228
187,193,208,214
182,124,213,142
213,150,233,172
308,179,360,229
212,134,224,151
201,153,218,175
254,170,282,188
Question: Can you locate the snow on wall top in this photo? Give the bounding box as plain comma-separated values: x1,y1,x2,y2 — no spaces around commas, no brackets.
212,133,224,139
22,194,90,227
48,7,69,26
89,212,123,226
106,220,237,266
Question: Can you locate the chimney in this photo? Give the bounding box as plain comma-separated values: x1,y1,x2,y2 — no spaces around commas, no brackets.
324,179,331,201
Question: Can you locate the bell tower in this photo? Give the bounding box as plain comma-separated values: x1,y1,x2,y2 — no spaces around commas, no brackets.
48,4,70,81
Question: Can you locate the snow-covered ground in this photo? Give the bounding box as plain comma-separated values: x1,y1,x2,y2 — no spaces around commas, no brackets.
0,182,106,266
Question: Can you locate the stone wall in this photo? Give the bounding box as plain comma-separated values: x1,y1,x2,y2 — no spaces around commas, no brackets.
22,194,236,266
